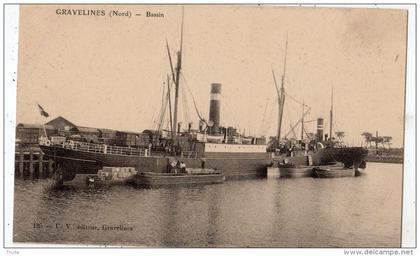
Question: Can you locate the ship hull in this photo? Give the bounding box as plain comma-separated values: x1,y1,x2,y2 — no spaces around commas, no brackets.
275,147,368,168
312,166,361,178
279,166,313,178
325,147,368,168
40,145,271,181
40,145,366,182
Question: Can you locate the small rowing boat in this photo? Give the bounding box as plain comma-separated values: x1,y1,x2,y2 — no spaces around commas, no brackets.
134,168,225,188
312,165,361,178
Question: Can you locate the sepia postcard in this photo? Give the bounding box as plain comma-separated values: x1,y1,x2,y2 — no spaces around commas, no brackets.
2,2,416,255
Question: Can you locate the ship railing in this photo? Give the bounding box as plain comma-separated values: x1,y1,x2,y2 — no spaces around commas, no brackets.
62,140,150,157
180,151,198,158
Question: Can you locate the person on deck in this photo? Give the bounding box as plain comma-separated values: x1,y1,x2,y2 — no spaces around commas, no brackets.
148,143,152,155
180,162,186,173
170,160,177,173
201,158,206,169
175,161,181,174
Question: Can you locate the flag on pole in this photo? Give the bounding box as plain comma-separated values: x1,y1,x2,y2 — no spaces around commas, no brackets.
37,104,49,118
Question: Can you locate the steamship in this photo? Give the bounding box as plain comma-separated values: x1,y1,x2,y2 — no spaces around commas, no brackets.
270,38,367,172
40,92,272,181
39,14,273,181
39,12,367,182
40,81,273,181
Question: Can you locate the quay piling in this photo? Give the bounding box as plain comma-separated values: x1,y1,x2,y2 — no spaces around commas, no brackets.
39,152,43,178
48,159,54,177
18,148,24,178
29,150,34,178
14,147,55,179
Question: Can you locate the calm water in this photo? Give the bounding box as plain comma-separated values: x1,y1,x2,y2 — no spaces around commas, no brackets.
13,162,402,247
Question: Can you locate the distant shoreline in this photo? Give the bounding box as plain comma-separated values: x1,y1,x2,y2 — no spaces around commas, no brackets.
365,156,403,164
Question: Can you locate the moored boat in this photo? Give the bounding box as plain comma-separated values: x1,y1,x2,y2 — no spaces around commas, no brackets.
278,165,313,178
135,169,225,188
272,144,368,178
311,165,361,178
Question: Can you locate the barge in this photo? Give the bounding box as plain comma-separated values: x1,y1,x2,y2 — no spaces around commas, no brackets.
135,170,225,188
312,165,362,178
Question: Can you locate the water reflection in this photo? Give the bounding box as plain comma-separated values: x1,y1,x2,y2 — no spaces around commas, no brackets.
13,163,402,247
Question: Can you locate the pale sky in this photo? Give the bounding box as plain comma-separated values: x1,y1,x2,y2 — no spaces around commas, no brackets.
16,5,407,147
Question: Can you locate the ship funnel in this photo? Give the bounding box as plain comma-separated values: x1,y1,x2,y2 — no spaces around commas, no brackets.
316,118,324,141
209,83,221,134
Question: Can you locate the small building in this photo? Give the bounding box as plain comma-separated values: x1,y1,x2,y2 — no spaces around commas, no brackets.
69,126,100,143
45,116,77,135
70,126,100,137
98,128,117,145
115,131,150,148
254,137,267,145
136,133,151,147
16,123,57,145
142,129,161,139
143,129,171,143
115,131,136,147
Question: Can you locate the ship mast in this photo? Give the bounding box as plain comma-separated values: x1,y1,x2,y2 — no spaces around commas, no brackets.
171,8,184,144
272,70,281,143
301,99,304,140
329,86,333,142
274,37,288,147
167,75,173,135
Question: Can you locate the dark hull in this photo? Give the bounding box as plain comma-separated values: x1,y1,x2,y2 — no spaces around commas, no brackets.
39,145,271,181
327,147,368,168
276,147,368,168
39,145,366,181
279,166,313,178
312,166,361,178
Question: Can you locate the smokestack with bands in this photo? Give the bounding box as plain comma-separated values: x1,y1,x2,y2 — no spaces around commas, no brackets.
209,83,222,134
316,118,324,141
